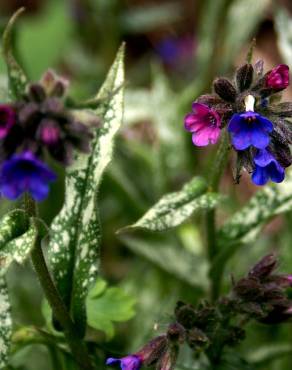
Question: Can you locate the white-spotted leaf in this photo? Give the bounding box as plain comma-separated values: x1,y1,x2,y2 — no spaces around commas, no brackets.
0,278,12,369
120,177,221,232
0,210,41,275
48,44,125,335
211,170,292,280
2,8,28,99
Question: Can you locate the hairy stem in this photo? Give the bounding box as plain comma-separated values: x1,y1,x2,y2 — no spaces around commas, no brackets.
205,130,229,301
23,194,94,370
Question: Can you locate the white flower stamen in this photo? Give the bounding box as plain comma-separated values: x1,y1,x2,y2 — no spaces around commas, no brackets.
244,95,255,112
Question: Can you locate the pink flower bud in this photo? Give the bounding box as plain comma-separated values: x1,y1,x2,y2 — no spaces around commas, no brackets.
266,64,289,90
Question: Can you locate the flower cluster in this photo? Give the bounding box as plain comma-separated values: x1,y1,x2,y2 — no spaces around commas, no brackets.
0,70,94,201
106,254,292,369
106,323,185,370
231,254,292,324
184,62,292,185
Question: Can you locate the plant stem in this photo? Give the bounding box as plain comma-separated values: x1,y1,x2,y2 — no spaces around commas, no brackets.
205,130,229,301
23,194,94,370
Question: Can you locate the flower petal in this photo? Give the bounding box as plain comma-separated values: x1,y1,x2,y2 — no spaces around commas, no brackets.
252,166,269,186
231,126,253,150
106,358,120,366
251,126,270,149
184,113,206,132
191,102,210,115
257,116,273,133
254,149,274,167
228,114,242,133
269,162,285,183
29,176,50,201
192,127,220,146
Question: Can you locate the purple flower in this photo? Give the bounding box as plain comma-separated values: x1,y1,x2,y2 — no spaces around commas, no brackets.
251,149,285,186
0,105,15,139
266,64,289,90
0,151,56,201
228,111,273,150
184,103,221,146
106,355,142,370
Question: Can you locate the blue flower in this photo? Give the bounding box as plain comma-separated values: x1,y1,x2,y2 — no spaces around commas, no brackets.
228,111,273,150
251,149,285,186
0,151,56,201
106,355,142,370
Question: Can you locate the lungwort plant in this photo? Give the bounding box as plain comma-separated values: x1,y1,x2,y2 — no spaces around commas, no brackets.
1,6,292,370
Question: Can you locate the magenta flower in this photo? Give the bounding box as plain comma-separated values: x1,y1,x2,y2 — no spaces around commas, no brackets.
184,103,221,146
0,105,15,139
266,64,289,90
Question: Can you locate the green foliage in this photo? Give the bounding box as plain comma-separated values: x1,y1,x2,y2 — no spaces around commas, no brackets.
247,343,292,366
17,1,73,80
0,278,12,369
86,278,136,340
2,8,28,99
211,170,292,281
0,210,41,274
121,2,182,33
48,44,125,335
275,6,292,64
121,235,208,289
121,177,221,232
0,209,43,369
220,0,271,71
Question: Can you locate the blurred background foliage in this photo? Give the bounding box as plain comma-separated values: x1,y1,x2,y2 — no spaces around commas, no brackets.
1,0,292,369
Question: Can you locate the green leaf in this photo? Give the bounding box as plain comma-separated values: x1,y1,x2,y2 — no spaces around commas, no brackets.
0,210,41,275
275,6,292,65
121,2,182,33
0,277,12,369
211,170,292,280
220,0,270,71
218,352,255,370
48,44,125,335
2,8,28,99
247,343,292,366
17,1,73,80
86,278,136,340
121,235,208,289
120,177,221,232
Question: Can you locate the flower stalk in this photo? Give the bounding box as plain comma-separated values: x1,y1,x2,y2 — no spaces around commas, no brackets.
23,193,94,370
205,130,229,300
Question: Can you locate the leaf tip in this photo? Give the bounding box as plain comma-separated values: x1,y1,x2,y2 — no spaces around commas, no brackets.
3,7,26,52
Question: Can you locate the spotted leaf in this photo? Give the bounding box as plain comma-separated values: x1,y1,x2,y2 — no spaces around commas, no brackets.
0,278,12,369
120,177,221,232
210,170,292,282
2,8,28,100
0,210,41,275
0,209,40,369
48,44,125,335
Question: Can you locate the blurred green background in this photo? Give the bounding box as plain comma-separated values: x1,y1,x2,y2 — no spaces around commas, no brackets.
1,0,292,369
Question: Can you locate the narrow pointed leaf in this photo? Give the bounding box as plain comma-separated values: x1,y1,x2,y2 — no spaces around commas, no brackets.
120,177,221,232
0,278,12,369
48,44,125,334
211,170,292,280
121,235,208,289
2,8,28,99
